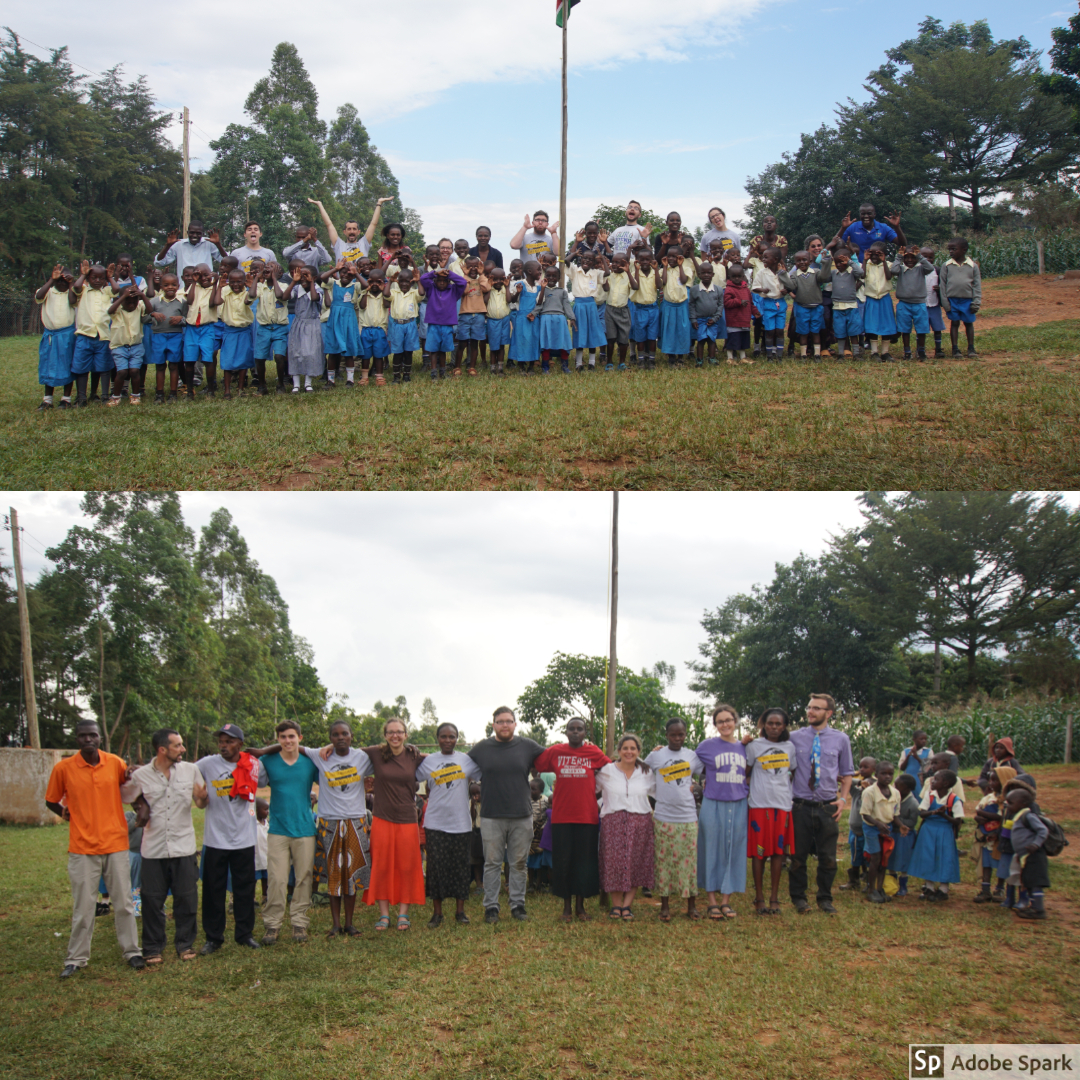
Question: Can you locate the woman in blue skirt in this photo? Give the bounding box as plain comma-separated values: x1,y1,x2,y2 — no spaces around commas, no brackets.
907,769,963,902
695,704,748,919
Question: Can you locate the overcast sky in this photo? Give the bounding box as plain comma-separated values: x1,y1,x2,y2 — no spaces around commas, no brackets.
9,0,1069,245
4,491,887,740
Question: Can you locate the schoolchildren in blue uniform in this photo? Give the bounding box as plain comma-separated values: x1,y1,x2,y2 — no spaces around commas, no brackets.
144,272,187,401
385,267,423,384
862,243,897,359
253,263,290,393
828,248,865,358
778,250,831,360
626,249,660,369
106,282,150,406
355,269,391,386
213,268,257,398
907,769,964,902
34,264,77,409
940,237,981,359
536,266,576,373
183,264,221,396
508,262,542,373
890,247,936,359
889,773,919,896
319,262,361,388
689,261,725,365
749,246,787,362
71,261,115,405
482,268,512,375
658,246,692,364
566,250,606,370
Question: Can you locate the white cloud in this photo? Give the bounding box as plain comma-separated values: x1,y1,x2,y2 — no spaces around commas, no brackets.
16,0,780,172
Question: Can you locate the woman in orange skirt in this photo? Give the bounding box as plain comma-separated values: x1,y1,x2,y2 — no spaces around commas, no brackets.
362,718,427,930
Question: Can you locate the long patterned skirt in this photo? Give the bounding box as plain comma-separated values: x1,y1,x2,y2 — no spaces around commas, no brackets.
653,819,698,898
425,829,472,901
598,811,654,891
314,817,371,897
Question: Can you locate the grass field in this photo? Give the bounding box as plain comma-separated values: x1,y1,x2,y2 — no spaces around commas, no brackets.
2,317,1079,490
2,763,1078,1080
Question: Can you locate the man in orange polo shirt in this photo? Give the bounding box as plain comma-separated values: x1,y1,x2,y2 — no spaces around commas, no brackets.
45,719,146,978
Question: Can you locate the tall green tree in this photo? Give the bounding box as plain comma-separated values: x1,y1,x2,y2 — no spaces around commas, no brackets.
831,492,1080,694
688,555,906,721
842,18,1080,230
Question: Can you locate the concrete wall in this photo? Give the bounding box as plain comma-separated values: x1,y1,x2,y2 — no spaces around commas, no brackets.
0,748,75,825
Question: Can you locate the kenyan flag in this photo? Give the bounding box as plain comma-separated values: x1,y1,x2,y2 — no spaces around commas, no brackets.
555,0,580,27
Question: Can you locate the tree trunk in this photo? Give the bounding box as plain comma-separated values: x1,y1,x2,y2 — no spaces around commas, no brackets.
971,188,982,233
105,684,130,754
98,622,106,732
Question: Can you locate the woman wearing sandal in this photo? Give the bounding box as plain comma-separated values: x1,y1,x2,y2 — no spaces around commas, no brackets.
362,719,427,931
695,705,749,920
745,708,798,916
596,733,655,921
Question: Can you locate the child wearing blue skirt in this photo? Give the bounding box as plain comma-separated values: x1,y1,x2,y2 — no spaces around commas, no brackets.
319,263,361,388
536,266,576,373
213,268,256,397
509,263,543,373
862,243,897,359
34,264,77,409
889,773,919,896
658,246,692,364
566,253,605,370
907,769,963,902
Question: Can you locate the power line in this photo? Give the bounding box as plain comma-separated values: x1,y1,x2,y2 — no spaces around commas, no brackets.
10,30,102,77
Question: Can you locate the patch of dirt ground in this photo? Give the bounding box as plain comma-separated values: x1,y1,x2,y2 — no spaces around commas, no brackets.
976,274,1080,327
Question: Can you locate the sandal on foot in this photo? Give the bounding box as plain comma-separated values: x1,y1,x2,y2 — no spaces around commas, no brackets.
373,916,390,931
706,905,724,921
621,907,634,921
754,901,767,916
686,908,702,920
326,926,344,938
576,912,592,922
397,916,411,931
768,903,782,915
720,904,737,919
658,910,672,923
145,955,164,966
344,924,361,937
608,907,623,920
179,949,197,962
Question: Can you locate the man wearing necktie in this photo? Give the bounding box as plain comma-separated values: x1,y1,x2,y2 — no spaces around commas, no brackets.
787,694,855,915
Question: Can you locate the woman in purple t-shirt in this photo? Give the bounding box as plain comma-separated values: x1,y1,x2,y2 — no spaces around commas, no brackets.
694,704,748,919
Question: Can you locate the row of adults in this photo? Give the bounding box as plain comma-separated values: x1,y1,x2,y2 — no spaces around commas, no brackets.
152,201,906,284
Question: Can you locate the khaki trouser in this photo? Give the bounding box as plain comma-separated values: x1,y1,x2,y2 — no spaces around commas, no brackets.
263,834,316,930
67,851,141,967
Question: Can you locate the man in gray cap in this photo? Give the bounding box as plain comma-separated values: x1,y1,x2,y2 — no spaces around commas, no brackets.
197,724,261,953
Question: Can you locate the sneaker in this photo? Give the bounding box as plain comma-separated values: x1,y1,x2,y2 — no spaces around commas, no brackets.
966,349,979,359
167,392,178,402
129,395,142,405
59,964,80,979
77,394,88,407
291,928,308,943
106,396,122,407
1014,907,1047,921
952,349,963,359
560,363,570,374
867,890,886,904
793,898,811,915
128,955,147,970
917,349,927,360
934,348,946,358
484,908,499,924
903,351,912,360
510,906,528,921
972,891,996,904
817,900,837,915
261,928,279,946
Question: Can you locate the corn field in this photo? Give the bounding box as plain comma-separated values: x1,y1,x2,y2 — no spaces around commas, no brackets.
833,700,1076,769
937,230,1080,279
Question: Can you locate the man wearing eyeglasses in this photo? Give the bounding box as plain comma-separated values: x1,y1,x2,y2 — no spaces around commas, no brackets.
787,693,854,915
468,707,544,923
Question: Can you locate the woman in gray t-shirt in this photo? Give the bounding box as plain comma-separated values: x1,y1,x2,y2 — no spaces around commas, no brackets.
699,207,742,258
745,708,798,914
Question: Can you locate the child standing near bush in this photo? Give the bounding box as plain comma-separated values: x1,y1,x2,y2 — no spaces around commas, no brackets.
34,264,77,409
939,237,981,359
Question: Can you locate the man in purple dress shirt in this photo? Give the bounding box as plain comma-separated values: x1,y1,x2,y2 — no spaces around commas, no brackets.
787,693,855,915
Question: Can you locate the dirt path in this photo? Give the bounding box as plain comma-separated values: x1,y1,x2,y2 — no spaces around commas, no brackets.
977,274,1080,327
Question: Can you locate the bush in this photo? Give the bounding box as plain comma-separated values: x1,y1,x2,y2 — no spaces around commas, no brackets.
831,699,1076,769
928,229,1080,278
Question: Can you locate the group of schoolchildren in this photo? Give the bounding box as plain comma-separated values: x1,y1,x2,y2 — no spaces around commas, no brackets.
31,200,985,410
846,732,1056,921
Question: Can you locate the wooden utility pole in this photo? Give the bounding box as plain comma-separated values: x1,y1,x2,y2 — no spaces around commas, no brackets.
9,509,40,749
558,0,568,289
1065,712,1074,765
182,107,191,235
605,492,619,757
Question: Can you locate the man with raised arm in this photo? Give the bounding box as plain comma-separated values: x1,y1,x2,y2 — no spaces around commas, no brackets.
154,220,227,278
510,211,561,266
308,195,395,264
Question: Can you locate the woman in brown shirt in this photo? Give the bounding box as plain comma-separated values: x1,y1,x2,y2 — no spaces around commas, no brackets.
362,718,427,930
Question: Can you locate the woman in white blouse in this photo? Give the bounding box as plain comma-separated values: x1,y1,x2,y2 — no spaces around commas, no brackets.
596,733,656,921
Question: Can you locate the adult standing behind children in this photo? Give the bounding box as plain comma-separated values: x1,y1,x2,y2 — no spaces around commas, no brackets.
468,707,544,923
197,724,261,954
155,221,226,278
229,221,276,273
120,729,207,965
699,207,741,256
510,211,561,267
46,719,146,978
787,693,855,915
836,203,907,262
470,226,504,270
607,201,652,258
308,195,393,264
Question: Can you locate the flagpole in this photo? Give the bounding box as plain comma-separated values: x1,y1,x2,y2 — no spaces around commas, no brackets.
559,0,568,289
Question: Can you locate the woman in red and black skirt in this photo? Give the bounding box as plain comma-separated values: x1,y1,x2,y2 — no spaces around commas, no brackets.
362,719,427,930
596,733,655,922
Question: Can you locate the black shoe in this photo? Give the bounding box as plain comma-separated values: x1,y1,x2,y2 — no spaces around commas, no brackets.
484,908,499,924
237,936,260,949
510,906,528,921
59,964,80,979
154,392,165,404
917,349,927,360
167,392,178,402
77,394,88,407
95,902,111,917
199,940,223,955
276,383,288,394
952,349,963,359
324,380,336,390
966,349,979,359
455,912,470,924
934,348,945,358
903,351,912,360
37,400,53,410
427,914,444,929
793,898,811,915
817,900,837,915
58,398,71,409
128,955,147,970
